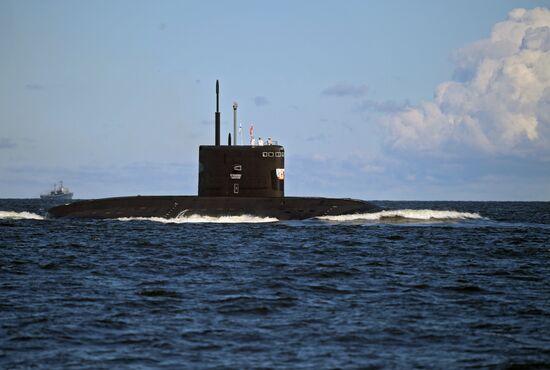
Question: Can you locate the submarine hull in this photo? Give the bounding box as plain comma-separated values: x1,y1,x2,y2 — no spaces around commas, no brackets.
47,196,381,220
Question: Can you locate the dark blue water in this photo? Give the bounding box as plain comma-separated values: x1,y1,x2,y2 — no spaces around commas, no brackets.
1,200,549,369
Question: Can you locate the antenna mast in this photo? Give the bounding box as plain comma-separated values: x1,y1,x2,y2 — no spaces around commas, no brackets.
233,102,238,145
215,80,220,146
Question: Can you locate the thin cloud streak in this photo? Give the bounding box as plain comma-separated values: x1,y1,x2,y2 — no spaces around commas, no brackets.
24,83,45,90
0,138,16,150
322,83,368,98
253,96,269,106
356,99,410,113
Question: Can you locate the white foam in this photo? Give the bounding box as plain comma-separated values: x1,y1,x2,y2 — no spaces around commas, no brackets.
117,214,278,224
317,209,482,222
0,211,44,220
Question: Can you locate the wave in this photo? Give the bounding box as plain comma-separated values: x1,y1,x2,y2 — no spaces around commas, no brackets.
0,211,44,220
317,209,482,222
0,209,480,223
117,214,279,224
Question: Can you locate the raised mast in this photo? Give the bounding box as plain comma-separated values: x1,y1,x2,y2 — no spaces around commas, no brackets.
215,80,220,146
233,102,238,145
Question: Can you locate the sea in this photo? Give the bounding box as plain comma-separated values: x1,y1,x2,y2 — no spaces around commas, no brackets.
1,199,549,369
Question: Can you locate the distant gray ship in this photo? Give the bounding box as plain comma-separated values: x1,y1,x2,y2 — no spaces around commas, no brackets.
40,181,73,201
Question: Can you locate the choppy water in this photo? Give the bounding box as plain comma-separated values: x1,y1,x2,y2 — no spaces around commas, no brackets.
1,199,549,369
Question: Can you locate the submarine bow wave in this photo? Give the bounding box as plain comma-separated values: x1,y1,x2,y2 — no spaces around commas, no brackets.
117,214,279,224
317,209,482,221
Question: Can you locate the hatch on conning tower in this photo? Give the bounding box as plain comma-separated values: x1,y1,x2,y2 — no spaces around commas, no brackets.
197,81,285,198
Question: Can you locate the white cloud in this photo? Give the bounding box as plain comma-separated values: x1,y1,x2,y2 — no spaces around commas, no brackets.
384,7,550,156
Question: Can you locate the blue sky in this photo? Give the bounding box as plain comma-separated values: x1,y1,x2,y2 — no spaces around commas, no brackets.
1,0,549,200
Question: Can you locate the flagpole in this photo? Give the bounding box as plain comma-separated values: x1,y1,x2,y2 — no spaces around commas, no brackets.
239,123,243,145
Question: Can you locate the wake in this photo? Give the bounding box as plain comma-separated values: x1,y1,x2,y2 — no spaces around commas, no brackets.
0,211,44,220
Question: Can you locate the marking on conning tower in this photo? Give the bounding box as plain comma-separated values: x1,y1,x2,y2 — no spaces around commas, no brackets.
262,151,284,158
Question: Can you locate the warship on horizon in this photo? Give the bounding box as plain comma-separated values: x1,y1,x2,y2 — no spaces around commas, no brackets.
40,181,73,201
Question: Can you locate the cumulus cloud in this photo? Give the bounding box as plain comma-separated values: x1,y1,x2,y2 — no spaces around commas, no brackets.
322,83,368,98
384,7,550,156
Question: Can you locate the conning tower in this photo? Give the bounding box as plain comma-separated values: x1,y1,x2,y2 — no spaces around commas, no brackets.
198,81,285,197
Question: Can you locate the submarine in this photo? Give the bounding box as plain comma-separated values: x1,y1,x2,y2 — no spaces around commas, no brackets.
48,81,381,220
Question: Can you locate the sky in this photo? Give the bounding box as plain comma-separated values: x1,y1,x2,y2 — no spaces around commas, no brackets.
1,0,550,200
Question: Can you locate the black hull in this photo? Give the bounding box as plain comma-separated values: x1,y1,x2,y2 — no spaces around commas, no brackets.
47,196,381,220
